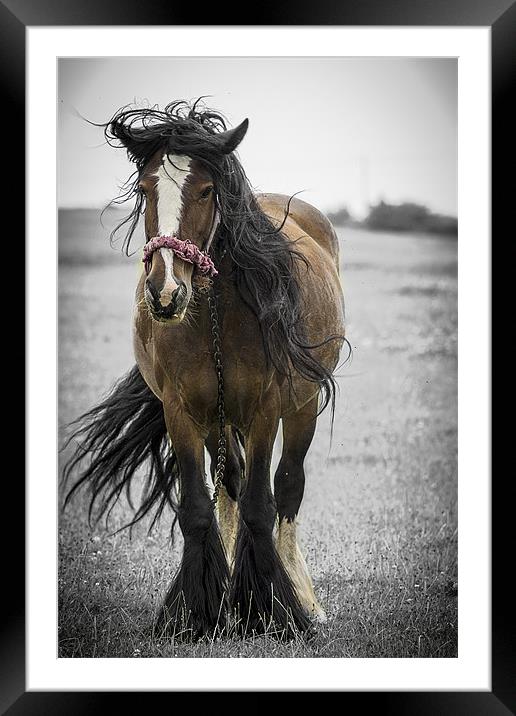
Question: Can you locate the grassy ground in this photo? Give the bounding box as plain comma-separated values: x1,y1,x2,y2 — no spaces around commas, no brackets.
58,208,457,658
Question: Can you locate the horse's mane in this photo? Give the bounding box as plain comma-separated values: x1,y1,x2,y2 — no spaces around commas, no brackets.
103,99,339,414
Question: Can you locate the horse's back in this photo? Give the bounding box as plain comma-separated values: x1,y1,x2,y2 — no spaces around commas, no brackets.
256,192,340,270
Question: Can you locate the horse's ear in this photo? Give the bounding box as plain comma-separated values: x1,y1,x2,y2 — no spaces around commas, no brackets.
217,119,249,154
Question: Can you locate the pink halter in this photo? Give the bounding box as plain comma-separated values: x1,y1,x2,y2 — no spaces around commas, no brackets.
142,235,218,277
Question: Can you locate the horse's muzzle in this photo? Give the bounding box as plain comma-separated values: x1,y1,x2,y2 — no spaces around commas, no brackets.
145,278,188,322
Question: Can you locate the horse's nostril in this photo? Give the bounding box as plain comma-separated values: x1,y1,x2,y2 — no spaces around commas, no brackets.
171,283,187,307
145,278,160,304
145,279,187,319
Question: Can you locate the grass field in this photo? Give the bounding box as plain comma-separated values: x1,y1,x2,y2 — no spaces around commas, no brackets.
58,208,457,658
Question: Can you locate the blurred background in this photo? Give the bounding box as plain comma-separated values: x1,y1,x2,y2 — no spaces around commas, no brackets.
58,57,458,658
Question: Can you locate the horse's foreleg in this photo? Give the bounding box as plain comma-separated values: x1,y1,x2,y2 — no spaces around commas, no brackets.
159,404,229,638
230,397,310,637
206,426,243,567
274,396,326,622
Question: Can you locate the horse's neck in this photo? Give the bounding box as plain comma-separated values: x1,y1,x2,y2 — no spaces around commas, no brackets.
204,256,237,328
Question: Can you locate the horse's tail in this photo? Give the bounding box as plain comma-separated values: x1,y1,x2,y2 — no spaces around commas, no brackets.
61,364,179,535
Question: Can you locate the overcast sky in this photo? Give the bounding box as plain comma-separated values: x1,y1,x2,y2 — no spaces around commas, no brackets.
58,57,457,219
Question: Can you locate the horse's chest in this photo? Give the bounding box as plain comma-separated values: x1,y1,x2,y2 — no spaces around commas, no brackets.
154,321,271,432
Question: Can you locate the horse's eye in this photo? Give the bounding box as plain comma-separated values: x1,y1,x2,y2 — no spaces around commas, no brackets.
200,186,213,199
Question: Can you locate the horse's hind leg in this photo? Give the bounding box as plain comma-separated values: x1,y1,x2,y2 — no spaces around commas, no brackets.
230,395,310,637
159,403,229,638
274,396,326,622
206,426,243,566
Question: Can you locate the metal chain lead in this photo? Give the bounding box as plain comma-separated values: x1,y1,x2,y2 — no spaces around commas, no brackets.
207,284,226,508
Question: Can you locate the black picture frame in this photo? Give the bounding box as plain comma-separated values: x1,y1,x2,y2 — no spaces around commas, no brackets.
4,0,506,712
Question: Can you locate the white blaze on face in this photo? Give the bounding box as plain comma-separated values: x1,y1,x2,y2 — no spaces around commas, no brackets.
153,153,192,303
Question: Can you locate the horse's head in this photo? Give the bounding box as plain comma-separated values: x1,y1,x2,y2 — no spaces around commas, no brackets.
135,119,248,324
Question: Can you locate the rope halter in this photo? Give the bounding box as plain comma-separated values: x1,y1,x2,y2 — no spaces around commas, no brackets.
143,204,221,278
142,235,218,277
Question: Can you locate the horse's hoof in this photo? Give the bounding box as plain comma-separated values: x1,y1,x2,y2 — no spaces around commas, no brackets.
311,605,327,623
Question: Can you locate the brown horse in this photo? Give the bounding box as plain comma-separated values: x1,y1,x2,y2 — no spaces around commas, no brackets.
64,101,346,638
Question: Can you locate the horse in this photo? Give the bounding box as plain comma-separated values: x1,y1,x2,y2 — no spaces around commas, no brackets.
63,100,346,639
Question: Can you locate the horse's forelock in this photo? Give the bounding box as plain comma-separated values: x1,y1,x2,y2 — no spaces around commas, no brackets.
106,101,230,171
